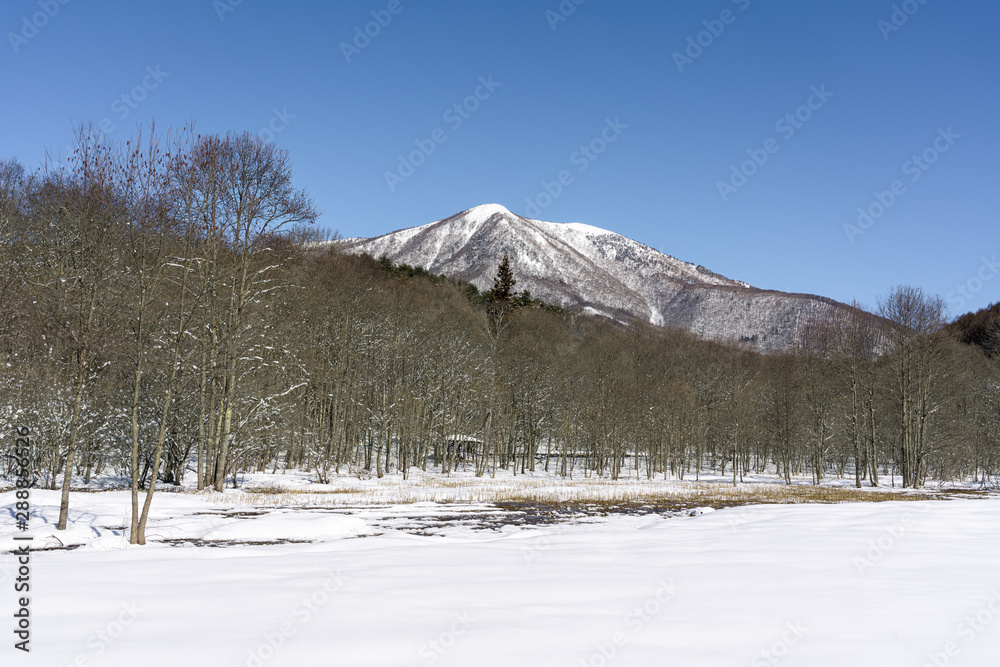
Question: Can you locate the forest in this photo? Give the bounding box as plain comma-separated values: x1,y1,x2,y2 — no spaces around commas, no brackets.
1,127,998,544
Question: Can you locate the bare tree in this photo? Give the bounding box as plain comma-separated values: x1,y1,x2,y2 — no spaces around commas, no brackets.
27,128,121,530
179,132,318,491
878,286,948,488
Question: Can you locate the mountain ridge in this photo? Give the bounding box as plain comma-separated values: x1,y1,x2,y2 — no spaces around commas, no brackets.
338,204,845,351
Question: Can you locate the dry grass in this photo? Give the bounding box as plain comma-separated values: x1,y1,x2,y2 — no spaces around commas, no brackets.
492,482,926,509
198,475,990,510
240,484,358,495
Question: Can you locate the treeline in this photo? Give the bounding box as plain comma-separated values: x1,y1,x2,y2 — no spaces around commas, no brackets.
949,301,1000,358
1,128,999,542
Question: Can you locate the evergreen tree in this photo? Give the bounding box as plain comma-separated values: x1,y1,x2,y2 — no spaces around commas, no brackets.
486,255,517,345
491,254,516,303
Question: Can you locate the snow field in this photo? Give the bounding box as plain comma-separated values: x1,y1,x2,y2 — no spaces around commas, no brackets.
2,488,1000,666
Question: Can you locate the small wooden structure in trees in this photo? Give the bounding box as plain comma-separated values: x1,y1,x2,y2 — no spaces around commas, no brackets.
444,434,481,461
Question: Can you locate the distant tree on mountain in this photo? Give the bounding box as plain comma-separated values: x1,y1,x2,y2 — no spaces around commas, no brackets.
490,254,516,303
513,289,535,309
485,255,517,345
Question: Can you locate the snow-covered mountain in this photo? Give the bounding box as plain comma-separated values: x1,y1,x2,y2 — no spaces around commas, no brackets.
339,204,844,351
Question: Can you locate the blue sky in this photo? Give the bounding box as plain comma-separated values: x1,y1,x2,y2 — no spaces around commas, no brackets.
2,0,998,316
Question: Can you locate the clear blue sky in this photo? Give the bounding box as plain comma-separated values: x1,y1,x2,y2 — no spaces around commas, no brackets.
3,0,998,316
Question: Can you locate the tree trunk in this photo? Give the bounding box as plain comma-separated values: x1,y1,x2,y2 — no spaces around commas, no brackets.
57,347,87,531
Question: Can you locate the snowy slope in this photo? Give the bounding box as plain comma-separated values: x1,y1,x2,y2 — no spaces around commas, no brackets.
6,488,1000,666
339,205,844,351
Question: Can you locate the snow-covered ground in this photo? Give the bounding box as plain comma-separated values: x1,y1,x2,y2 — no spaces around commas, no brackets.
2,474,1000,666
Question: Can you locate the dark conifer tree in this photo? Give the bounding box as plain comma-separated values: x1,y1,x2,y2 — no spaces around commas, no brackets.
491,254,516,303
486,255,517,344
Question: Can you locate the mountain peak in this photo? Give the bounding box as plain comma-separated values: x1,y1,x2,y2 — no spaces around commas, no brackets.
340,206,847,351
459,203,518,223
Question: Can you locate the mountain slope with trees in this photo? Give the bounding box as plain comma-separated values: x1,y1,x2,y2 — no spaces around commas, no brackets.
949,301,1000,358
339,204,851,352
